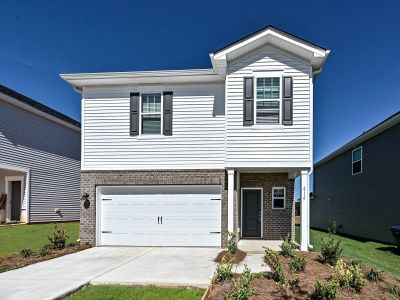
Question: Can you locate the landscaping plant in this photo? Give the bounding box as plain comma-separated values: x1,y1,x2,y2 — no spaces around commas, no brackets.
48,224,69,250
264,248,285,285
214,257,233,283
365,268,383,282
313,279,338,300
289,255,306,273
226,265,255,300
20,248,33,258
389,284,400,300
227,231,238,254
334,258,365,292
39,244,52,256
280,234,296,258
320,235,343,265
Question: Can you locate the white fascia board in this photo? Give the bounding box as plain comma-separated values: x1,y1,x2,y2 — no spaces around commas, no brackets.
213,28,327,60
60,68,224,89
0,92,81,133
315,112,400,167
225,161,313,169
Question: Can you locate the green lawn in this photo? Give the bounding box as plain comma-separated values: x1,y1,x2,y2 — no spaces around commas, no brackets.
68,285,205,300
0,222,79,256
295,225,400,278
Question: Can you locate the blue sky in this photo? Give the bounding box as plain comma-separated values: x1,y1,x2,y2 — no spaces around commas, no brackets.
0,0,399,165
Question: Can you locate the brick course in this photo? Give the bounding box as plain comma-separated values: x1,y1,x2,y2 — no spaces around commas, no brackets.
239,173,295,240
80,169,227,247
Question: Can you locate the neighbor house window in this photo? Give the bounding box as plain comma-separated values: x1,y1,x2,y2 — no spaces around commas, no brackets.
272,187,285,209
352,146,362,175
256,77,280,124
141,93,162,134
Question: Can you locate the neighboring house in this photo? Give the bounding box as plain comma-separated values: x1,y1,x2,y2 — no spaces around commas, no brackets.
61,25,330,250
0,84,81,223
311,111,400,244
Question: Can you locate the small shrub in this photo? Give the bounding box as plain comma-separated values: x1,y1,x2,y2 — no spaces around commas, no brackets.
334,258,365,292
227,231,238,254
48,224,69,250
67,242,76,248
290,255,306,273
20,248,33,258
226,265,255,300
320,235,343,265
388,285,400,299
214,258,233,283
313,279,338,300
39,244,52,256
280,234,296,258
264,248,285,285
365,268,383,282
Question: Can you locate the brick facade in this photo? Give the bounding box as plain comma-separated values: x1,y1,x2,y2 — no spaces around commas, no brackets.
239,173,295,240
80,169,227,247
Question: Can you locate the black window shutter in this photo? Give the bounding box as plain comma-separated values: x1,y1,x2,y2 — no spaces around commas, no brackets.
130,92,140,136
282,77,293,126
163,91,173,136
243,77,254,126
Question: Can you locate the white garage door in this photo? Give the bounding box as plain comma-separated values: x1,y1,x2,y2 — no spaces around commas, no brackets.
98,185,221,247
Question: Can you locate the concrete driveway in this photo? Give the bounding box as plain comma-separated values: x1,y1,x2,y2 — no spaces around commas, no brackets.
0,246,220,300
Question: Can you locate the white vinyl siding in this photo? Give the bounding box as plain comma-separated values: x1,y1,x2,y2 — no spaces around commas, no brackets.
82,84,225,170
225,47,312,166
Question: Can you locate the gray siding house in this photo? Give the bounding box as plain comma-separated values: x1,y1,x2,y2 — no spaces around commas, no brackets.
311,111,400,244
0,84,81,223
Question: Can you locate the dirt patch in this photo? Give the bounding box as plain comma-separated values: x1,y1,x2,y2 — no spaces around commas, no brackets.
214,249,247,264
207,251,400,299
0,243,92,273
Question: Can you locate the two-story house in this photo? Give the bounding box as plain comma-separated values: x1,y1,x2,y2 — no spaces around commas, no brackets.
62,26,329,251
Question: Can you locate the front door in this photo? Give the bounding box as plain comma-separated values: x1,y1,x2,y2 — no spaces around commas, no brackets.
11,181,21,221
242,189,261,237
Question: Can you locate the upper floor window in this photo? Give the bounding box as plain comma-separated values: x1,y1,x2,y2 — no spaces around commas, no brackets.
272,187,286,209
141,93,162,134
352,146,362,175
256,77,281,124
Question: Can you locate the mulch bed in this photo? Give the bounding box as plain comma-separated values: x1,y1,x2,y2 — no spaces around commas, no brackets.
207,251,400,299
214,249,247,264
0,243,92,272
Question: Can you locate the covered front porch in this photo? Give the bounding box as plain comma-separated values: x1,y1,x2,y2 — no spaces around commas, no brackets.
0,163,30,224
226,168,310,251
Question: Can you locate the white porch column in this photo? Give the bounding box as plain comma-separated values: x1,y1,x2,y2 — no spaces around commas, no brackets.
300,170,310,251
227,169,235,232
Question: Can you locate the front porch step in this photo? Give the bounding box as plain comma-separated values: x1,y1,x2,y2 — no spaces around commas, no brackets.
238,239,282,253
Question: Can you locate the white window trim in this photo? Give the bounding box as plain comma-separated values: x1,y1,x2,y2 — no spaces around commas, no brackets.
272,186,286,210
240,187,263,238
352,146,363,175
254,72,283,126
139,92,163,136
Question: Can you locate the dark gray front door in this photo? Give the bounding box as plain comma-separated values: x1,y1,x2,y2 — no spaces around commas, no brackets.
11,181,21,221
242,189,261,237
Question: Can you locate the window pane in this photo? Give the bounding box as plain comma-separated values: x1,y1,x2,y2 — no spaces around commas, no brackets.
273,198,285,209
142,94,161,113
352,160,362,174
142,114,161,134
256,77,280,99
352,148,362,162
256,101,279,124
274,188,284,198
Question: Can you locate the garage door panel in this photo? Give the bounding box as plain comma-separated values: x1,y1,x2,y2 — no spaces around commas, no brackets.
99,186,221,247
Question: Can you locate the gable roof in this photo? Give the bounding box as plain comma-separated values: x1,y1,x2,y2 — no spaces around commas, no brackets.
0,84,80,130
212,25,328,54
210,25,330,77
315,111,400,167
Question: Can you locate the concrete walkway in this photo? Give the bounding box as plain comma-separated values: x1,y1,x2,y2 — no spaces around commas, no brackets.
0,246,220,300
